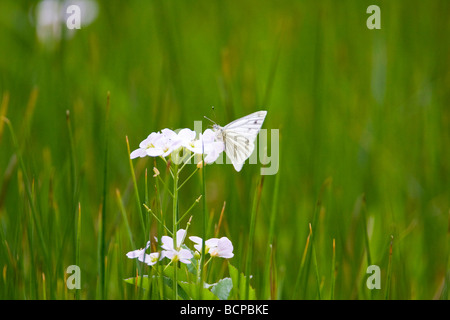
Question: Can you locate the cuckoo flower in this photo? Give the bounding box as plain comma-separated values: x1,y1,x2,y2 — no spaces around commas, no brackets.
161,229,193,264
125,241,162,266
189,236,234,259
130,127,224,165
126,241,151,259
193,129,225,165
130,129,182,159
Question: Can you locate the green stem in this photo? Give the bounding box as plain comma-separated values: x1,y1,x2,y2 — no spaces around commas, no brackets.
293,229,311,299
164,260,173,272
310,223,322,300
75,203,81,300
66,110,78,216
361,194,373,300
361,194,372,266
126,136,146,238
204,256,213,267
159,156,174,179
154,163,165,299
199,151,207,299
385,236,393,300
264,171,280,299
330,238,336,300
143,204,172,235
156,173,174,198
245,177,264,299
145,168,149,207
116,189,135,249
177,195,202,225
178,167,199,191
172,163,179,300
178,153,196,173
99,92,110,299
3,118,49,262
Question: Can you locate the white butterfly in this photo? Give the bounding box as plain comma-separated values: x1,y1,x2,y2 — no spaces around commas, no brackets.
211,110,267,172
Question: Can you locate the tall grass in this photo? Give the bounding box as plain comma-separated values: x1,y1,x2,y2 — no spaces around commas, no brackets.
0,0,449,300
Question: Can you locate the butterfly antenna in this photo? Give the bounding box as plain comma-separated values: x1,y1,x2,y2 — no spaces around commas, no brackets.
204,116,217,125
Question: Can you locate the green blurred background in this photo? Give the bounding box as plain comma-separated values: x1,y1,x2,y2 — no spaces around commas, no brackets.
0,0,449,299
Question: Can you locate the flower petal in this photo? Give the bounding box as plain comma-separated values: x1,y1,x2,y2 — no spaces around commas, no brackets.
161,235,174,250
176,229,187,248
178,128,197,143
142,252,160,266
179,249,193,264
202,129,216,143
161,128,178,139
162,249,175,260
146,148,164,157
189,236,202,245
217,237,234,258
126,249,142,259
130,148,147,159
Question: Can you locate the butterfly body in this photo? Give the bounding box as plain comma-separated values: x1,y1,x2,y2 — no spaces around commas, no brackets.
212,110,267,172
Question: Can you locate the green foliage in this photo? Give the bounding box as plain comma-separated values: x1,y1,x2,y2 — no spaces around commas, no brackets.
228,263,256,300
0,0,449,300
211,278,233,300
124,263,233,300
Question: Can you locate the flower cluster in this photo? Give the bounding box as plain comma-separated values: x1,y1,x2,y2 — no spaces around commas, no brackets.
126,229,234,266
126,241,161,266
130,128,224,165
189,236,234,259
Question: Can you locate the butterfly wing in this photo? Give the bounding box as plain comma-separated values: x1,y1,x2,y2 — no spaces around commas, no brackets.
223,111,267,135
223,131,255,171
221,110,267,171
